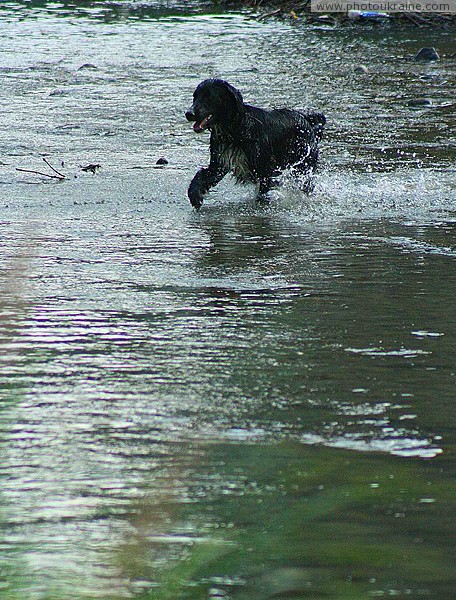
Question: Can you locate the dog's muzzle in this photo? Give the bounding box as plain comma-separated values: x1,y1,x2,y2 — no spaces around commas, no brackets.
185,107,212,133
185,108,196,122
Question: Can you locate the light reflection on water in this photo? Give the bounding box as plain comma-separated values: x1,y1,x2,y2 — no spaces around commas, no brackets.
0,2,455,598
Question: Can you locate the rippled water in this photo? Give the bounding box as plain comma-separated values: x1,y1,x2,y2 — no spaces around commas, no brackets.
1,2,455,599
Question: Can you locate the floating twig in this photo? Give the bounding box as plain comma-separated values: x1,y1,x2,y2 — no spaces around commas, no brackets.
15,167,64,180
257,8,282,19
42,157,65,179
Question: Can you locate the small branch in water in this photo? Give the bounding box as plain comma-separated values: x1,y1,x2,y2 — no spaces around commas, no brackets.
42,157,66,179
16,157,66,180
256,8,282,19
15,167,64,180
16,158,102,180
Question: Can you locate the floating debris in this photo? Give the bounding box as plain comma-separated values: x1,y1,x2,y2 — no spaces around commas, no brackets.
80,163,101,173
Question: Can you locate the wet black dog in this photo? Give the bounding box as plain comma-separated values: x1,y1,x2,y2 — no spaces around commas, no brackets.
185,79,326,209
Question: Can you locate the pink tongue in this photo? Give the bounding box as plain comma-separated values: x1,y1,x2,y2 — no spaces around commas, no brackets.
194,116,208,132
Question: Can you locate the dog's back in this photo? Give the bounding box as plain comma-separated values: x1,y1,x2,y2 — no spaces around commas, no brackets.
298,111,326,142
236,106,325,179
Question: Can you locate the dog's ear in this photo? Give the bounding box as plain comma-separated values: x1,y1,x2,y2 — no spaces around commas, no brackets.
224,82,244,117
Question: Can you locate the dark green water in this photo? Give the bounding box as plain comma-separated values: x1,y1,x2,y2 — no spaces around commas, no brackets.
0,2,455,599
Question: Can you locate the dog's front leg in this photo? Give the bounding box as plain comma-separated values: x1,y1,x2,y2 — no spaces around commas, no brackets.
188,166,226,209
257,177,273,203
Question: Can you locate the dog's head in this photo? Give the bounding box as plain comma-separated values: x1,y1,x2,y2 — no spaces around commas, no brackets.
185,79,244,133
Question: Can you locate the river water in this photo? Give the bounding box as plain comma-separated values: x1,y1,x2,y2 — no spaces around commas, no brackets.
0,2,455,599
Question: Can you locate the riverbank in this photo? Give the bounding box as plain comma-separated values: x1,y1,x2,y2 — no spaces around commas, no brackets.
220,0,456,27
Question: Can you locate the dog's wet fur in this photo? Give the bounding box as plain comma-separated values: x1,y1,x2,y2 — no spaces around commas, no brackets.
185,79,326,209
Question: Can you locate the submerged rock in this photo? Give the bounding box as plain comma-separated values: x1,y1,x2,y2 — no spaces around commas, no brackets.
414,47,440,61
407,98,433,107
78,63,98,70
354,65,369,74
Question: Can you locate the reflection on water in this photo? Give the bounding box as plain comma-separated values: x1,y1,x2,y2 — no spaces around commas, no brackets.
119,443,456,600
0,0,218,21
0,2,455,598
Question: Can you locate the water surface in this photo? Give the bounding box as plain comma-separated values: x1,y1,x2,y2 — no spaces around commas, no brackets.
0,2,455,598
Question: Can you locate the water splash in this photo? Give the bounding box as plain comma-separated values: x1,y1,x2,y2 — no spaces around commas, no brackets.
266,166,456,224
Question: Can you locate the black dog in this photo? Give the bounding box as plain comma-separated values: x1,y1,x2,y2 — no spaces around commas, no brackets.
185,79,326,209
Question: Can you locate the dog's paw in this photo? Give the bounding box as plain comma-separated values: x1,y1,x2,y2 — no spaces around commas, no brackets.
256,193,270,205
188,184,203,210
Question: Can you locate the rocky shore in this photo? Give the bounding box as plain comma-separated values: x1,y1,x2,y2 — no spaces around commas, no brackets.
219,0,456,27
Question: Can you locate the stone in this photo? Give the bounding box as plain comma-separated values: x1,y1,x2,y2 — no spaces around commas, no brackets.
77,63,98,70
414,47,440,61
407,98,433,107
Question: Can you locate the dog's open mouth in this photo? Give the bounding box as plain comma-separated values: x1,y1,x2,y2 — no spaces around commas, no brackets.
193,114,213,133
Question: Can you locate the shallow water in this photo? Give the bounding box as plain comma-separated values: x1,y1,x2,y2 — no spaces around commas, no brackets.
0,2,455,599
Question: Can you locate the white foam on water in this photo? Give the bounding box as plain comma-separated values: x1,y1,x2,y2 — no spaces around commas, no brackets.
268,166,456,225
301,433,443,458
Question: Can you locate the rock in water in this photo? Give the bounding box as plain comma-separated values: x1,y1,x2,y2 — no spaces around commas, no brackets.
414,47,440,61
407,98,433,107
